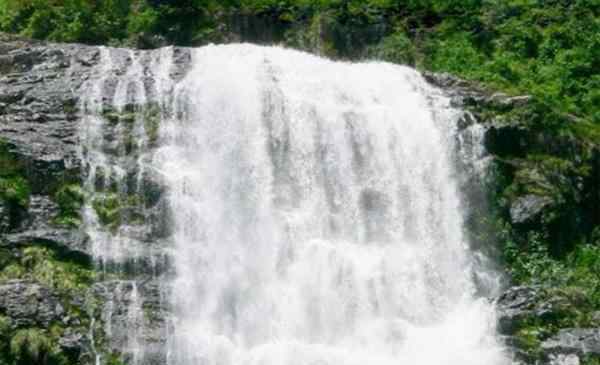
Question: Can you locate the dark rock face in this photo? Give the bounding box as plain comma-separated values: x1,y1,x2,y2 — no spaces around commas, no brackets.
0,36,189,364
1,40,95,257
0,280,64,327
0,45,92,192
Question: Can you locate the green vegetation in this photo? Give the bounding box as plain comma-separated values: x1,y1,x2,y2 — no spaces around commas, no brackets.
92,191,144,231
10,328,57,365
53,184,85,228
0,1,597,126
0,141,30,211
0,244,97,365
0,246,95,293
92,193,121,230
143,103,161,145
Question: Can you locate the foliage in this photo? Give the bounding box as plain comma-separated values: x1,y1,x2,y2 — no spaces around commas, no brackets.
5,327,70,365
0,141,30,209
0,176,30,208
10,328,52,365
53,184,84,228
0,1,597,127
92,193,121,229
0,246,95,293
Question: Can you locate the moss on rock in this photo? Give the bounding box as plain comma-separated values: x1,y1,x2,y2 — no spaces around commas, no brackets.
53,184,84,228
0,246,96,294
0,141,30,210
92,193,121,230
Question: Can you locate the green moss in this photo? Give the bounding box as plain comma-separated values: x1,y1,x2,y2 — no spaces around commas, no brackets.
570,121,600,144
0,176,30,209
62,99,77,115
143,103,161,145
92,193,121,230
101,102,162,146
0,141,21,177
514,326,543,359
0,316,10,336
582,356,600,365
91,189,149,231
10,328,52,364
0,141,30,210
104,111,136,125
106,353,127,365
53,184,84,228
0,248,13,271
0,246,95,294
8,327,70,365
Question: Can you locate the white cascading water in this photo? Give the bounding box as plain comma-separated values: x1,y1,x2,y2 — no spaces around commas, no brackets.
152,44,509,365
79,43,509,365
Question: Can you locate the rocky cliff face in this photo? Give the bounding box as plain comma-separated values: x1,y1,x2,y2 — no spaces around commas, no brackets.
0,34,193,365
0,34,598,365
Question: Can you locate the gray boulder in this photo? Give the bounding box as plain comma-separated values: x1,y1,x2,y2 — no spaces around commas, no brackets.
510,194,554,225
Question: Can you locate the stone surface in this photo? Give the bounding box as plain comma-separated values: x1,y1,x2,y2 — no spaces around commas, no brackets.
0,279,63,327
542,329,600,358
91,279,168,364
0,36,183,364
496,286,547,335
510,194,554,225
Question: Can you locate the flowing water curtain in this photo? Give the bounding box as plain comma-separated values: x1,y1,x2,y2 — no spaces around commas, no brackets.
78,46,177,365
153,45,510,365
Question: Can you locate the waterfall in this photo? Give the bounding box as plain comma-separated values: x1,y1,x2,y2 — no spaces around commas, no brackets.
81,43,509,365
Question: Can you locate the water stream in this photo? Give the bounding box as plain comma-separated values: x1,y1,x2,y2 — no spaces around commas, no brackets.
81,44,509,365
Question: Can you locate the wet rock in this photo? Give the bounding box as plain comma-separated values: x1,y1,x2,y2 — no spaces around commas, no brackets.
545,353,581,365
510,194,554,225
90,279,168,364
495,286,570,336
497,286,543,334
457,111,478,130
2,194,90,259
542,329,600,359
0,280,63,327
